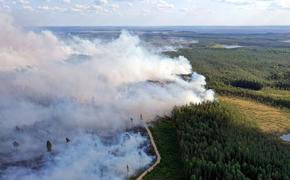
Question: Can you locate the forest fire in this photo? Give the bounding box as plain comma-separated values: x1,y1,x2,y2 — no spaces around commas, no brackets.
0,12,214,180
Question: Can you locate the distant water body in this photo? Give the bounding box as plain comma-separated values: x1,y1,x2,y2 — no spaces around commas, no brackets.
281,134,290,142
223,45,243,49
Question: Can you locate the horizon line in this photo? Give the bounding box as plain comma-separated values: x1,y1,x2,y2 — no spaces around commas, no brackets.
35,25,290,27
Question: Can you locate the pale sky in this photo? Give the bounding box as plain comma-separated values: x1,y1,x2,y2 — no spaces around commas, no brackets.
1,0,290,26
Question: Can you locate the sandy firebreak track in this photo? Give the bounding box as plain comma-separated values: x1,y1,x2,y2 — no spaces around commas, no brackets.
136,124,161,180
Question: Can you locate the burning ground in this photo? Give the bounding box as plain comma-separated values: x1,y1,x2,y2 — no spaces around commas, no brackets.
0,12,214,180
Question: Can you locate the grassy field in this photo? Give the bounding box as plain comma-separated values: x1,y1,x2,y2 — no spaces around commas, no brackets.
220,96,290,135
262,88,290,99
143,118,184,180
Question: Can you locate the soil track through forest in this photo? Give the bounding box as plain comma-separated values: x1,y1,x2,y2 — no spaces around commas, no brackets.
136,125,161,180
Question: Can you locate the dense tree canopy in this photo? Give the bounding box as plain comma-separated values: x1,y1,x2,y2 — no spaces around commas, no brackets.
173,102,290,180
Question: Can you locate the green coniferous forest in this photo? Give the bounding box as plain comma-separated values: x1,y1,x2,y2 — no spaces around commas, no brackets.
173,102,290,179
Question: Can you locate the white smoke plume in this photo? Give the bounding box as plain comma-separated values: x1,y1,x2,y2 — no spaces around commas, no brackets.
0,12,214,180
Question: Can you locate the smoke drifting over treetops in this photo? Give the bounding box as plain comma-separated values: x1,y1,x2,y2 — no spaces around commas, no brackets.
0,12,214,180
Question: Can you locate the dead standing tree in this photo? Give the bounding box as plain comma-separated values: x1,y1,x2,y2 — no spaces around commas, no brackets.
126,164,130,179
46,140,52,152
130,117,133,129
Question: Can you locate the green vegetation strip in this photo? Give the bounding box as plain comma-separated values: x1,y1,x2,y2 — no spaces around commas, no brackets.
144,118,184,180
216,86,290,109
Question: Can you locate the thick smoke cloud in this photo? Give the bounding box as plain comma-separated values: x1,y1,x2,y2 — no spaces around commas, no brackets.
0,12,214,179
0,13,68,70
2,133,152,180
